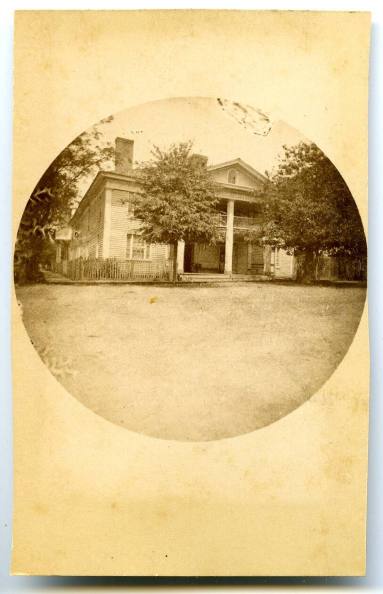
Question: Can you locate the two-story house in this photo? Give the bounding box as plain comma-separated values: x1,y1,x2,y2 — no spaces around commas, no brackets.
55,137,295,281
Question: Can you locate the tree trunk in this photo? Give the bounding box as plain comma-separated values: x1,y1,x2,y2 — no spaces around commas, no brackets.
26,254,43,283
295,250,318,283
172,241,178,284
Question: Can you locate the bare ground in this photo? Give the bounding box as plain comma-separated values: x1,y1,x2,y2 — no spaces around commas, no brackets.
16,283,366,441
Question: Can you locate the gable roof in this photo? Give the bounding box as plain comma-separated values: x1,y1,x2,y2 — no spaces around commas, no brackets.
207,158,268,183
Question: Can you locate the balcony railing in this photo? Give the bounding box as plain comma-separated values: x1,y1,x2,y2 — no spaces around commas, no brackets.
215,213,260,229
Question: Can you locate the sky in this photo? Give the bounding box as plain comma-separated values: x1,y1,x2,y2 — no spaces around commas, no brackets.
68,96,309,205
91,96,307,176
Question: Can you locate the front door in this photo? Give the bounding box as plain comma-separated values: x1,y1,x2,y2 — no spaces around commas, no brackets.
184,243,194,273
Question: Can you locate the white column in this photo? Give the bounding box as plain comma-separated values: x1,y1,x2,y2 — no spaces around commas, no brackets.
177,240,185,273
224,199,234,274
102,187,112,259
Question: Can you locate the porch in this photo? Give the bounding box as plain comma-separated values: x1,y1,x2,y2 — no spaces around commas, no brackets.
178,272,270,283
177,198,268,278
179,241,266,276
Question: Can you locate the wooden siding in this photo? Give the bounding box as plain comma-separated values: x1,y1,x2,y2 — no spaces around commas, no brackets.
273,247,294,279
68,190,105,260
109,189,140,258
109,188,170,262
210,165,264,189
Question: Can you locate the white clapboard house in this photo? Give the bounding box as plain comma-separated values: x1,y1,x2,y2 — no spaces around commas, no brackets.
55,137,297,282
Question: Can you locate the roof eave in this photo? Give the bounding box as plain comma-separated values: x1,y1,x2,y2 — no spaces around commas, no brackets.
70,169,139,224
208,158,268,183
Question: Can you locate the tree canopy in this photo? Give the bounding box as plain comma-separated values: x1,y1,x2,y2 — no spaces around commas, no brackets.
262,142,366,257
133,142,219,280
15,125,114,282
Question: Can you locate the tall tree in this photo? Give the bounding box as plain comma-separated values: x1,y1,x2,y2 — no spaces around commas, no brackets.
261,142,366,281
133,142,219,282
14,123,114,283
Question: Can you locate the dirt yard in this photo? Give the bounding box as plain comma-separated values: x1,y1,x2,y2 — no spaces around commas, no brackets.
16,282,366,441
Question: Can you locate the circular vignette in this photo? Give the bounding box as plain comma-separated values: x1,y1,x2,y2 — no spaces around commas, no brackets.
14,96,367,441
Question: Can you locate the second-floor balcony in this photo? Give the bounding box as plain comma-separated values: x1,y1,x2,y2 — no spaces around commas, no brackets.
215,213,260,229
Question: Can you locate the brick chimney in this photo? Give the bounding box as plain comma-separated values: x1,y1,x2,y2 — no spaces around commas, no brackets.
115,137,134,174
190,153,208,169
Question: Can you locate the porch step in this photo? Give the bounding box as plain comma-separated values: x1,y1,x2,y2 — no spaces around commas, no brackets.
179,273,270,283
232,274,270,282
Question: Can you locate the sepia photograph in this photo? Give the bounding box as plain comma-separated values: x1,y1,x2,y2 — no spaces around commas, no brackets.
14,96,367,441
9,9,374,578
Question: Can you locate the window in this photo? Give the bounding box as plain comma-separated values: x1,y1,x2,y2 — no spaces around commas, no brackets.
127,233,151,260
228,169,237,184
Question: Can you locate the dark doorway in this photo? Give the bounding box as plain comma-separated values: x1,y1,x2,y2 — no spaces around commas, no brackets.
219,244,225,273
184,243,194,273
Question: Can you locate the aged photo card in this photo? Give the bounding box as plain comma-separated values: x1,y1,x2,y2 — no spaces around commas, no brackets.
12,10,370,575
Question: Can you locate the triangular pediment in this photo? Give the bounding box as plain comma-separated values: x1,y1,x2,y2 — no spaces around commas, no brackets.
207,158,267,189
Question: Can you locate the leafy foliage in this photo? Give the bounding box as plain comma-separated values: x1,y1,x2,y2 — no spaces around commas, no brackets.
15,125,114,283
134,142,219,245
263,142,366,257
133,142,219,281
